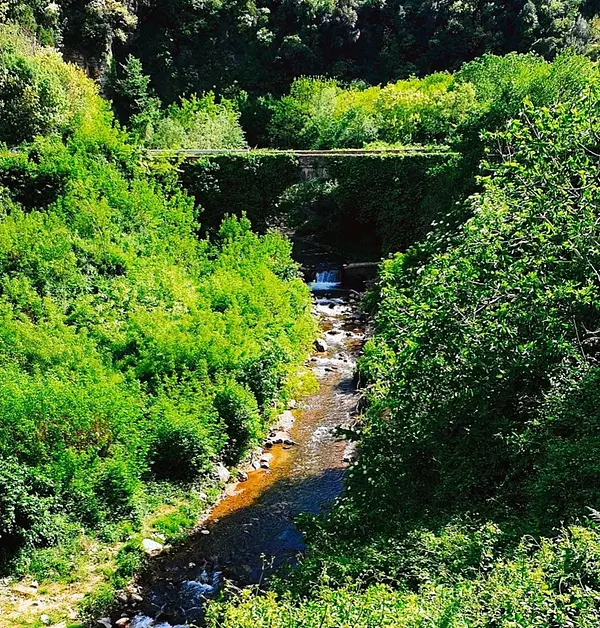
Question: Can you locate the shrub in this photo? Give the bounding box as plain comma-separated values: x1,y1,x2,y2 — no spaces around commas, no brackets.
0,24,109,145
0,30,315,564
0,459,58,559
148,387,223,481
352,79,600,532
214,381,262,464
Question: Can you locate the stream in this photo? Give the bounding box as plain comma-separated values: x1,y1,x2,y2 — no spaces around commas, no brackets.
113,270,366,628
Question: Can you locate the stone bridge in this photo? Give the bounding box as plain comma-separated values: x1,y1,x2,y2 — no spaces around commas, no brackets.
145,147,456,180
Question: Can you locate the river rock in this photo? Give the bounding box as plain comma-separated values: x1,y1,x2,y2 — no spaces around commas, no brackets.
215,463,231,483
260,453,273,469
97,619,112,628
237,469,249,481
115,619,131,628
12,584,38,596
314,338,328,352
266,431,296,447
342,443,358,463
276,410,295,431
40,615,51,626
141,538,163,555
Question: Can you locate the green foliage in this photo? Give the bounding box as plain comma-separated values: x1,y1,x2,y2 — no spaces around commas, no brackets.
108,56,246,149
107,54,161,128
214,381,262,464
112,0,599,105
267,75,477,149
0,458,58,559
0,32,315,566
207,525,600,627
0,25,107,145
148,93,247,149
352,85,600,528
179,152,302,233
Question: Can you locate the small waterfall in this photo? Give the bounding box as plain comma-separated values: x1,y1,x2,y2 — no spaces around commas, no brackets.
310,268,341,291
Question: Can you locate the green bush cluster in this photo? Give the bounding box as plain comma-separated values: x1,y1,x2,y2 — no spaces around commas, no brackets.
207,524,600,627
267,75,477,149
107,55,248,150
353,85,600,528
0,25,108,146
206,49,600,628
179,152,302,234
264,53,597,152
0,29,315,565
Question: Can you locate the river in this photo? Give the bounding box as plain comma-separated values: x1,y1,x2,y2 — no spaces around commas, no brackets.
113,271,366,627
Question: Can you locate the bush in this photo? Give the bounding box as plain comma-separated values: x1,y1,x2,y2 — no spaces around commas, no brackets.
206,525,600,628
351,78,600,532
214,381,262,464
266,74,478,149
0,25,109,145
0,30,315,564
148,394,221,481
0,459,58,559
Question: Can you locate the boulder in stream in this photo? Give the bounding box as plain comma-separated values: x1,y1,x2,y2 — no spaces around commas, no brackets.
314,338,329,352
276,410,295,431
260,453,273,469
266,431,296,447
141,539,163,555
215,463,231,483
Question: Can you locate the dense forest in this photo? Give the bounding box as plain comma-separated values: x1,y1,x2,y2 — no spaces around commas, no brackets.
3,0,600,627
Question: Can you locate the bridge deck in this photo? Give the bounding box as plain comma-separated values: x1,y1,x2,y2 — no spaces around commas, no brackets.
146,147,457,158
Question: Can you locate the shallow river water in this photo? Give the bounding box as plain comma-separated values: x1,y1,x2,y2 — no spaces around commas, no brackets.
116,292,365,627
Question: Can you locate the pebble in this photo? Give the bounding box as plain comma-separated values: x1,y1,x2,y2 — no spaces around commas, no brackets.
266,431,296,447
